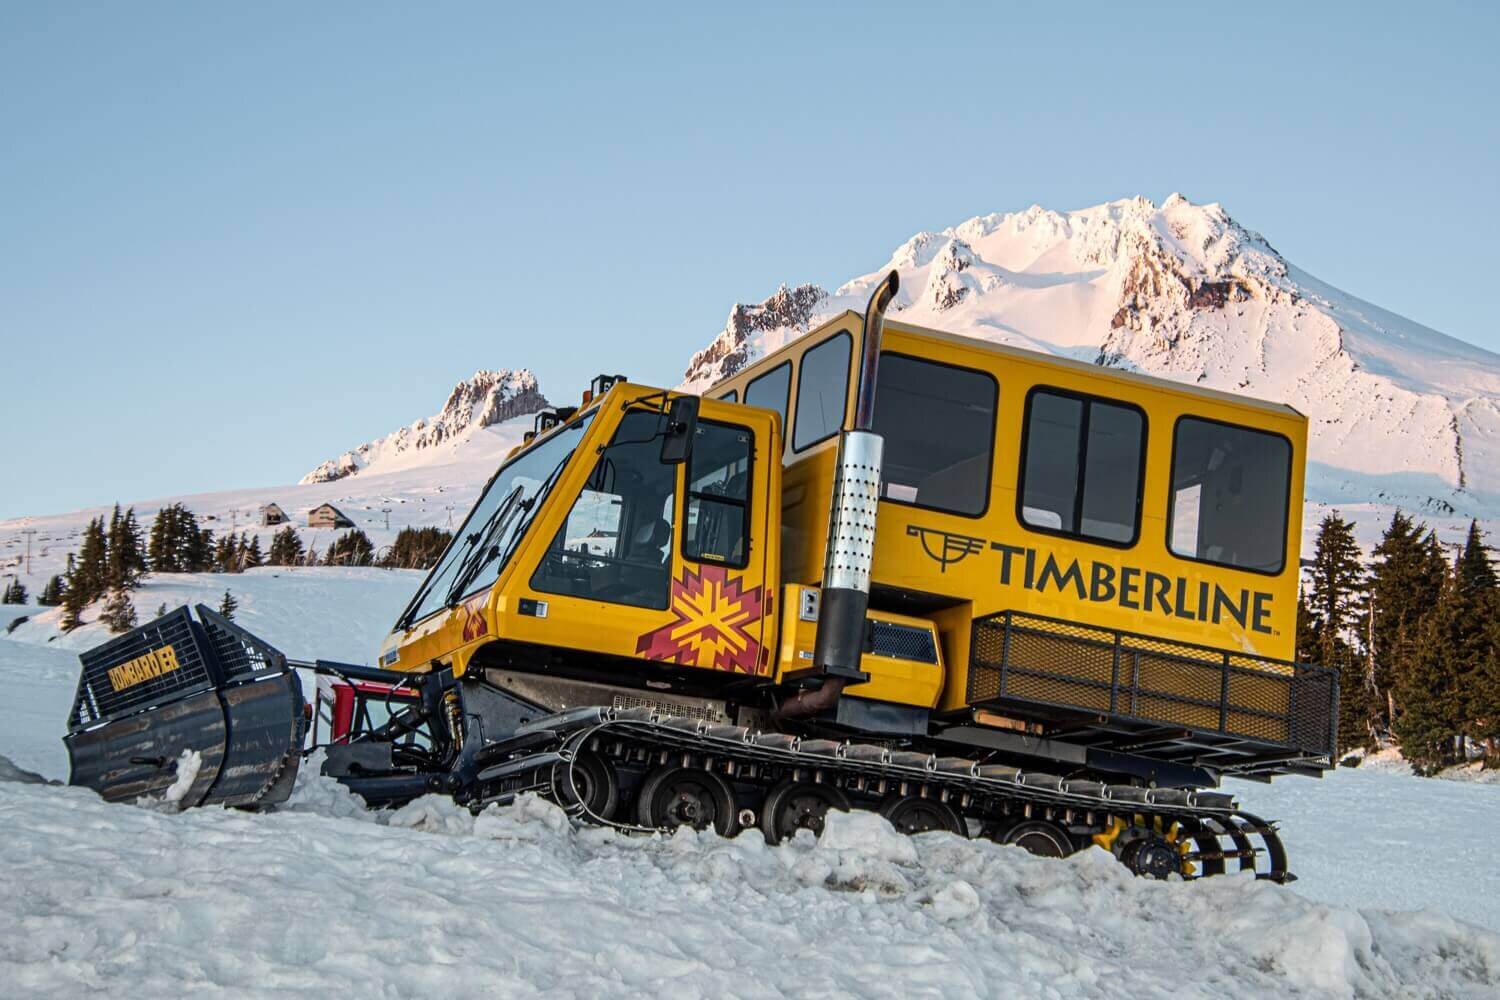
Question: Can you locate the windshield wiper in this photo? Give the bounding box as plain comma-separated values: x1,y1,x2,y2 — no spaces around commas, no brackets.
442,483,528,608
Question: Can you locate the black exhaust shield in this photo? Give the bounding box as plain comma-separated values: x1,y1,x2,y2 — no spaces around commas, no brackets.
64,605,306,808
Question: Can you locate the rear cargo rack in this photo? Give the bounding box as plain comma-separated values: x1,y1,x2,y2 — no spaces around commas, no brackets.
968,611,1337,775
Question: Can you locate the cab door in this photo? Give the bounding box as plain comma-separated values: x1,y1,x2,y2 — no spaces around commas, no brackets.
516,399,778,679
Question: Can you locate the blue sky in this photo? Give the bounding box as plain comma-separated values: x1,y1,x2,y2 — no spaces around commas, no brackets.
2,2,1495,519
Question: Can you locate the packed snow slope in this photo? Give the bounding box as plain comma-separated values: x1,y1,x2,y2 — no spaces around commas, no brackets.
684,194,1500,538
3,598,1500,997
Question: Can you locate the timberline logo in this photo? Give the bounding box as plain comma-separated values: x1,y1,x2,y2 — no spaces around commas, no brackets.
908,525,1276,635
107,643,182,692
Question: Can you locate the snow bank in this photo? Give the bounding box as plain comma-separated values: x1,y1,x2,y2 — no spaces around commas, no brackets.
0,771,1495,999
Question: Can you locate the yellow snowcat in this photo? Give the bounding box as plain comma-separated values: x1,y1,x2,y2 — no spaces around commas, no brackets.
64,272,1336,881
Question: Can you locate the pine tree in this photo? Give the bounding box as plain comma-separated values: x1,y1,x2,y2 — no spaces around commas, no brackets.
38,575,65,607
99,588,138,634
73,516,110,607
1456,520,1497,597
189,527,214,572
1306,512,1372,754
267,526,304,567
1,581,26,604
325,529,374,567
383,527,453,569
1475,608,1500,766
1367,513,1447,727
105,504,127,590
59,588,84,631
242,534,264,569
1393,578,1479,773
148,504,201,574
218,589,238,621
156,602,169,619
214,534,240,573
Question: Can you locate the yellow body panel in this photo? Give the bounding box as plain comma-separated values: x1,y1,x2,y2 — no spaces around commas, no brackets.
773,584,943,708
381,385,783,683
712,314,1307,715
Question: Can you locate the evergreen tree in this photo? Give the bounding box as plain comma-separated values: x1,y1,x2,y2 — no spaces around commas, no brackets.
1367,513,1447,726
267,527,304,566
325,529,375,567
1456,520,1497,597
1306,512,1372,754
37,575,65,607
1475,611,1500,766
105,504,127,589
1,581,26,604
218,589,238,621
242,534,264,569
147,504,204,573
73,516,110,607
188,527,214,572
383,527,453,569
59,583,84,631
156,602,169,619
99,587,138,634
1393,578,1482,773
214,534,240,573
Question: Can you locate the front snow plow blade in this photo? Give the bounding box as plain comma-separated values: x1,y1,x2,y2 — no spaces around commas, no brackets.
64,605,306,808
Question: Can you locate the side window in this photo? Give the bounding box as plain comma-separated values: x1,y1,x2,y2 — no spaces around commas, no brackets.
717,389,738,403
530,410,677,610
1169,417,1290,574
871,354,996,516
793,332,851,451
745,362,792,439
1019,388,1144,545
683,422,753,567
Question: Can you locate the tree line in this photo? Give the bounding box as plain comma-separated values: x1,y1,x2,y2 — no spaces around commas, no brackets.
1301,511,1499,774
42,502,452,634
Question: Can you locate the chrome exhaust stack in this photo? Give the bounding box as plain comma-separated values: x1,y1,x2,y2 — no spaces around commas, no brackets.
810,269,899,682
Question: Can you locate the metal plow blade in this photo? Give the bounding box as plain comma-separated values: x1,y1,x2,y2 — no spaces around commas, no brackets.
64,605,307,809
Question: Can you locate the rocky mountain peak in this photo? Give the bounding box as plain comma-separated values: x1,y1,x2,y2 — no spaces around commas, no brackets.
301,368,548,484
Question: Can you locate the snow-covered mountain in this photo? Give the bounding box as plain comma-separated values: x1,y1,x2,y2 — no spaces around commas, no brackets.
302,369,548,484
685,194,1500,524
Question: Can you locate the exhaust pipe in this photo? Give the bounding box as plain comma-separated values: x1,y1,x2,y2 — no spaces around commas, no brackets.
808,269,899,685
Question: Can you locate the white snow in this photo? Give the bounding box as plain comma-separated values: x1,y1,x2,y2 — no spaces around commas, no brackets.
3,613,1500,996
0,768,1495,998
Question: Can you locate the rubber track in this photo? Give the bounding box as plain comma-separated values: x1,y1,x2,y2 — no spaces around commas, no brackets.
467,706,1292,881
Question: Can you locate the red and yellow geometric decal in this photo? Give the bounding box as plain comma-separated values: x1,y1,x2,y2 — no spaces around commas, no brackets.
461,593,490,642
635,564,768,675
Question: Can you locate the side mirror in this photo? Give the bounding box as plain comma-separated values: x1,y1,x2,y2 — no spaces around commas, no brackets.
659,396,700,465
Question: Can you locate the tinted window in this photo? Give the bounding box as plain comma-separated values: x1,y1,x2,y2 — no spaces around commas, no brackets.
400,413,595,625
745,363,791,440
793,333,851,451
1019,389,1143,545
717,389,738,403
1169,418,1290,574
871,354,996,516
684,422,752,567
531,410,676,609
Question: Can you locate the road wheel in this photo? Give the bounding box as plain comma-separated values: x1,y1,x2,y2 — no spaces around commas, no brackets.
878,794,966,836
994,819,1073,858
636,766,740,837
759,779,849,845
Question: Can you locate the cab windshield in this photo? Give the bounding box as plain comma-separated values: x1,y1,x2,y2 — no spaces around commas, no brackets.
398,413,595,627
